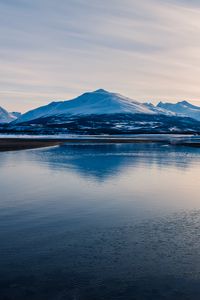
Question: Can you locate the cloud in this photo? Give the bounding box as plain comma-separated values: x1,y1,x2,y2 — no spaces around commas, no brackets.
1,0,200,111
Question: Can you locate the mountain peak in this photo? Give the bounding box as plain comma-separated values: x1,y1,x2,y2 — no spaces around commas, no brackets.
93,89,110,94
177,100,199,109
178,100,190,105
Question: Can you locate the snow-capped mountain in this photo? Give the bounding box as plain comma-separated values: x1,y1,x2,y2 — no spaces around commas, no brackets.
0,106,19,123
3,89,200,134
15,89,164,124
157,100,200,121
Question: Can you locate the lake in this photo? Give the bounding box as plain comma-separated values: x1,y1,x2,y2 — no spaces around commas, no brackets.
1,142,200,300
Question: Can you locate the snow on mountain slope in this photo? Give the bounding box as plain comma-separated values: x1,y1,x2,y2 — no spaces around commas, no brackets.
0,106,18,123
157,100,200,121
144,102,175,115
15,89,163,124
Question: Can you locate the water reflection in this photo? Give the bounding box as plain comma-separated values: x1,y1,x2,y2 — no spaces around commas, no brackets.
30,143,200,180
1,143,200,300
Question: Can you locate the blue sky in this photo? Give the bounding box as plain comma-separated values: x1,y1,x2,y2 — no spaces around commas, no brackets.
1,0,200,112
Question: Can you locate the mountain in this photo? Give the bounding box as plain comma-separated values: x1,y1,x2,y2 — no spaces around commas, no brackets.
143,102,174,115
0,106,19,123
3,90,200,134
15,89,164,124
11,112,21,119
157,100,200,121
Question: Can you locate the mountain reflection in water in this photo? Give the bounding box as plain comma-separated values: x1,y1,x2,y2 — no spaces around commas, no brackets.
30,143,200,180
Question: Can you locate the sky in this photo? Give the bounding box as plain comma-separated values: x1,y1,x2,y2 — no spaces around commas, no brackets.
1,0,200,112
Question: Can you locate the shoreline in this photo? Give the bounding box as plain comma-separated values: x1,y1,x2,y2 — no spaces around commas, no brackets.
0,135,200,151
0,138,64,151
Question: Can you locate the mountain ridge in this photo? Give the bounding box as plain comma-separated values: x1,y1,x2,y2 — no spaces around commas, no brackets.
14,89,170,125
157,100,200,121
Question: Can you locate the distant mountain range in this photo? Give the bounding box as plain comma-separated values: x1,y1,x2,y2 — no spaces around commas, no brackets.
1,89,200,134
157,100,200,121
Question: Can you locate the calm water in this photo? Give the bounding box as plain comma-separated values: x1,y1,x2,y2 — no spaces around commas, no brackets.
1,143,200,300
